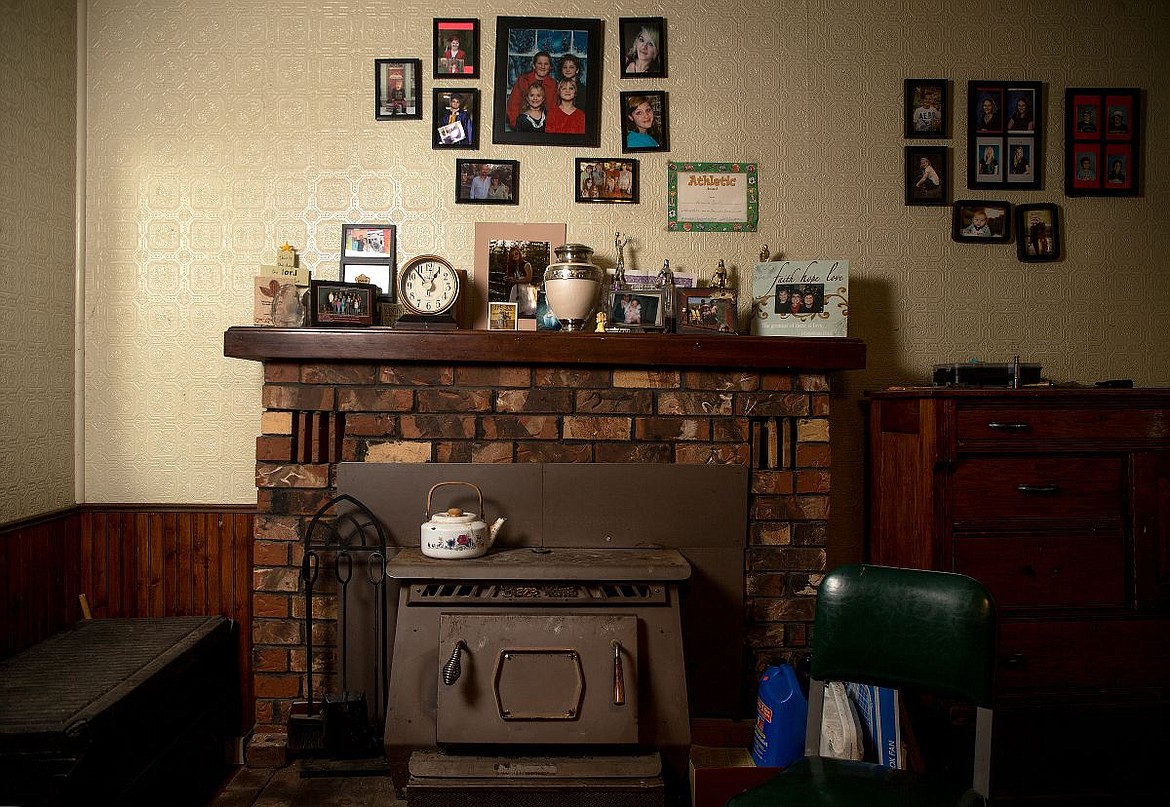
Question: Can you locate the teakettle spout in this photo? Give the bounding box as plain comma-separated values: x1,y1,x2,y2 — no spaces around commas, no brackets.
487,517,506,547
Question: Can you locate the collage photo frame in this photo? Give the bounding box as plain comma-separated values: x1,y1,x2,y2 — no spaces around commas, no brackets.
967,80,1043,190
1065,87,1140,197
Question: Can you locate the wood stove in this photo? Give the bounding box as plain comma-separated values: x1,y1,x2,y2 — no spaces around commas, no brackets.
384,547,691,805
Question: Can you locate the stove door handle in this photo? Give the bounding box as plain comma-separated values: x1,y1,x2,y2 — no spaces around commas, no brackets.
443,640,466,686
613,641,626,706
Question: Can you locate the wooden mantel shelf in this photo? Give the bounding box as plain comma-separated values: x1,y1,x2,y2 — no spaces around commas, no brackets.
224,327,866,371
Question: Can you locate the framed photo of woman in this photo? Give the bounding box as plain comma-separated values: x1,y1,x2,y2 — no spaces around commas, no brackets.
492,16,603,147
620,91,669,153
619,17,666,78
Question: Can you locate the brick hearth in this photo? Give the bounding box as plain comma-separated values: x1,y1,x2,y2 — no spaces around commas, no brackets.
225,328,866,740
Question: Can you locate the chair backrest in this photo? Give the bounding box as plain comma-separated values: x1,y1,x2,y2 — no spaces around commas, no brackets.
811,564,997,708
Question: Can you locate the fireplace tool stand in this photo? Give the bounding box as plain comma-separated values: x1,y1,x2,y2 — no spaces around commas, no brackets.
289,494,389,761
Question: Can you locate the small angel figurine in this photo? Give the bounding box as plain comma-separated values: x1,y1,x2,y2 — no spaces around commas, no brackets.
595,311,608,332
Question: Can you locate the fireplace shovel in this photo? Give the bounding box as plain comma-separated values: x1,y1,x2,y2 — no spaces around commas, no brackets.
288,549,326,755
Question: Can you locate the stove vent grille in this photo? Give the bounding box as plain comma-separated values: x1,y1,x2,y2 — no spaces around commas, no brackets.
408,582,667,606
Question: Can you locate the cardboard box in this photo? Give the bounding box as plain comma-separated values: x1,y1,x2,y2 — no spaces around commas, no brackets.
688,745,780,807
844,683,902,769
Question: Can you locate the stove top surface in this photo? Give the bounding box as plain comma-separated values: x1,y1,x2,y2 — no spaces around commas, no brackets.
388,547,691,581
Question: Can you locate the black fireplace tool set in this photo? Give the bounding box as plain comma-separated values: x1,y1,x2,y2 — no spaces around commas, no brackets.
288,494,389,761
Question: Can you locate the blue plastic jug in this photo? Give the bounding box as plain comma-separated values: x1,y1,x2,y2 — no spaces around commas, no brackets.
750,663,808,768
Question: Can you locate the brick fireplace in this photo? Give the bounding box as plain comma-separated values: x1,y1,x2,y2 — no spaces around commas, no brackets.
224,327,866,743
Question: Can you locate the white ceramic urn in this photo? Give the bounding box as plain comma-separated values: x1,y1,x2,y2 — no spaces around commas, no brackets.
542,243,602,331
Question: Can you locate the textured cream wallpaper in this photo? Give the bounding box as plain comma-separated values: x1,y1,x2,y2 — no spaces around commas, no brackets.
83,1,1169,558
1,0,77,524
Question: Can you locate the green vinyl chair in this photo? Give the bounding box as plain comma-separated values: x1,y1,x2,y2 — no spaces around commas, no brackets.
729,564,997,807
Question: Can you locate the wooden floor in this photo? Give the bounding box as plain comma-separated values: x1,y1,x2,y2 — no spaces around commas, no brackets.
210,760,403,807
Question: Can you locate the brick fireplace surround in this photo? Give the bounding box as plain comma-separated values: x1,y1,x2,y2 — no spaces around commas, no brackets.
224,327,866,746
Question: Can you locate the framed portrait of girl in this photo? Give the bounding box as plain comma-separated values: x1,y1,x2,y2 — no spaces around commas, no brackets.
619,17,666,78
620,91,669,153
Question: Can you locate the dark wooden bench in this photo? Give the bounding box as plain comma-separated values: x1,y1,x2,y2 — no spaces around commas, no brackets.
0,616,237,806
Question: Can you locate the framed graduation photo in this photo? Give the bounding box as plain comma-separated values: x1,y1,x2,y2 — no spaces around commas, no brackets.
432,88,479,149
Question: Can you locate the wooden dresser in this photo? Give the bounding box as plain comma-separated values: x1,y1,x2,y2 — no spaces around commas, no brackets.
865,387,1170,805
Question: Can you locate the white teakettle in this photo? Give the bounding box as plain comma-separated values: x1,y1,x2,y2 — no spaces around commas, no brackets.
420,481,506,559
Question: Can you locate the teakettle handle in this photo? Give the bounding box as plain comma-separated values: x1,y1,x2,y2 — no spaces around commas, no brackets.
426,481,484,519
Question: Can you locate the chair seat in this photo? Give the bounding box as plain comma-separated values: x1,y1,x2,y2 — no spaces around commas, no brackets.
727,757,985,807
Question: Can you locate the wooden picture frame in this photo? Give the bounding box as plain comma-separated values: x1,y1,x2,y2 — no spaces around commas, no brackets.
620,90,669,153
433,18,480,78
952,200,1012,243
432,88,479,149
904,78,948,139
492,16,603,147
374,58,422,120
308,280,378,326
455,159,518,205
675,288,737,334
575,158,638,203
1015,203,1060,262
1066,87,1140,197
967,80,1043,189
618,17,667,78
904,146,949,206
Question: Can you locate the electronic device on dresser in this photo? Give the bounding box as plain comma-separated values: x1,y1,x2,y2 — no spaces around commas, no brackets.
865,387,1170,805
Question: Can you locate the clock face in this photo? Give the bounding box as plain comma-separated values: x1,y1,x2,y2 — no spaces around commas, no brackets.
399,255,460,316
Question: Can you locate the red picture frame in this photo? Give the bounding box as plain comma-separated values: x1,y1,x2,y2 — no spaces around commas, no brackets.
1066,87,1140,197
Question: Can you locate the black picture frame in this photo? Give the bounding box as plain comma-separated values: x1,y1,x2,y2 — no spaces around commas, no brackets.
433,18,480,78
374,58,423,120
618,17,667,78
620,90,669,153
432,88,479,149
455,159,519,205
493,16,603,147
308,280,378,327
967,80,1043,189
951,200,1012,243
904,145,948,206
1015,203,1060,262
904,78,948,139
1065,87,1140,197
575,158,638,203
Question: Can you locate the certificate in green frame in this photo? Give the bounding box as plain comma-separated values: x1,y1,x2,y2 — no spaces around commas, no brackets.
667,161,758,232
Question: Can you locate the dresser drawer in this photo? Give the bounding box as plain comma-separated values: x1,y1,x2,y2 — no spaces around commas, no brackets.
951,456,1123,523
953,531,1125,609
956,405,1170,445
997,618,1170,694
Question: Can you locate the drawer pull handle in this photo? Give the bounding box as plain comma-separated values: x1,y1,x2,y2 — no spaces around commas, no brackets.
443,640,466,686
1002,653,1027,670
1017,484,1059,494
987,421,1030,431
612,641,626,706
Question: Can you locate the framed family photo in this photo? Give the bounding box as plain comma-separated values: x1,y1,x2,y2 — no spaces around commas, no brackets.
904,146,948,206
1016,203,1060,262
967,80,1042,189
575,158,638,203
676,288,737,334
1065,87,1140,197
904,78,948,138
493,16,603,147
434,18,479,78
432,88,479,149
607,288,666,330
309,280,378,327
374,58,422,120
620,91,669,153
951,200,1012,243
618,17,666,77
455,159,518,205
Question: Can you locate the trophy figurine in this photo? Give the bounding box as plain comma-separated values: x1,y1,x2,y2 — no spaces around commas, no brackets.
612,231,629,290
712,259,728,290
